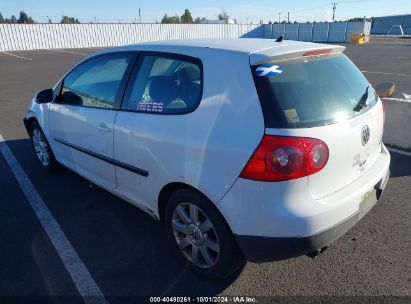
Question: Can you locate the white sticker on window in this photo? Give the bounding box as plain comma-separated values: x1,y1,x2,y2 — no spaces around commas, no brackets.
255,64,284,77
284,108,300,123
136,101,164,113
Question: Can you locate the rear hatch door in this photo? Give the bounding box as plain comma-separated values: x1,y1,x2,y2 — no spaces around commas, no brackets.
252,51,384,199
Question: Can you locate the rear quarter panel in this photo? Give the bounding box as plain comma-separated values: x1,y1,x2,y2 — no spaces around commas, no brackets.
113,47,265,214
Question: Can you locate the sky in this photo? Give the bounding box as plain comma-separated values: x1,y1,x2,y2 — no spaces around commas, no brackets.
1,0,411,24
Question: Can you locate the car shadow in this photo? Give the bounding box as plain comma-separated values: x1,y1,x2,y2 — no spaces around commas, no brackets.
6,138,408,298
386,148,411,178
4,139,243,297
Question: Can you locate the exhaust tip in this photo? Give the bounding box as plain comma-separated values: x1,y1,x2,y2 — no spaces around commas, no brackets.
306,245,329,259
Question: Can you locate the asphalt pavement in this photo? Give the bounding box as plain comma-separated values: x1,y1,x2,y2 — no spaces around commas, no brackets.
344,37,411,100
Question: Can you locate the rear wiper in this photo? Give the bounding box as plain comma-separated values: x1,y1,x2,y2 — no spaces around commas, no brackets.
353,86,369,112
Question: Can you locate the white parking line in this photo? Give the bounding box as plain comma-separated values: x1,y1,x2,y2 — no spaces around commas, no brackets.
361,70,411,77
382,97,411,103
0,51,32,61
0,134,107,304
52,49,88,56
387,147,411,157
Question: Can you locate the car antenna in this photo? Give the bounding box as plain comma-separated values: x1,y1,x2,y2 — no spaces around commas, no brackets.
275,35,284,42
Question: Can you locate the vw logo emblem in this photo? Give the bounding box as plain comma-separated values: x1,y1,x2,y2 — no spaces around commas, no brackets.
361,125,370,145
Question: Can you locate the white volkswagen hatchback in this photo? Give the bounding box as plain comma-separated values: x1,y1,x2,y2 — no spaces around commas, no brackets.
24,38,390,279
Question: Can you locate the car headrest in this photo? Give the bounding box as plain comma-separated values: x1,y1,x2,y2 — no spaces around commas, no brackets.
179,66,200,83
180,82,201,107
149,76,179,104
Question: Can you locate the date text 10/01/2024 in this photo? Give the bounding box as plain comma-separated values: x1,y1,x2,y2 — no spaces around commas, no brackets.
149,296,257,303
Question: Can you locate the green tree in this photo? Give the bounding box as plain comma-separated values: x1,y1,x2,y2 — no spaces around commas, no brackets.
0,12,4,23
347,17,370,22
194,17,207,24
161,14,180,24
169,15,181,23
18,11,35,23
61,16,80,24
180,9,193,23
218,10,229,23
161,14,169,23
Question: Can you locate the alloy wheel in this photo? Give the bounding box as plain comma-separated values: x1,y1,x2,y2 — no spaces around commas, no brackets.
32,128,50,166
172,203,220,268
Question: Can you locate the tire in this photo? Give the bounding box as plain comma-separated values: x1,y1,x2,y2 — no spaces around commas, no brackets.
29,121,58,171
165,189,245,280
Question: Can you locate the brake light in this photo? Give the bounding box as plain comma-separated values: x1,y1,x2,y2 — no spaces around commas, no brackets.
302,49,332,57
240,135,329,182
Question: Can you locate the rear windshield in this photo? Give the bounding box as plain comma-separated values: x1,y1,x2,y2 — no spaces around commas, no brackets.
252,54,378,128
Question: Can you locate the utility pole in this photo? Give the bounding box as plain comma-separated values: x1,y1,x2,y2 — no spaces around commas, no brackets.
278,12,281,23
139,8,141,23
287,12,290,23
332,2,338,21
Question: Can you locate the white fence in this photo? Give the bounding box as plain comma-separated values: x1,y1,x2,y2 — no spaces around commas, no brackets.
0,24,260,51
263,21,371,42
0,22,370,51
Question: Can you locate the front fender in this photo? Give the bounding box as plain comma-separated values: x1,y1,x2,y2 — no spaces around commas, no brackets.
23,100,49,139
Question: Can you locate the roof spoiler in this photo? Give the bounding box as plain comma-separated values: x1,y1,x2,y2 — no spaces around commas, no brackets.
250,44,345,66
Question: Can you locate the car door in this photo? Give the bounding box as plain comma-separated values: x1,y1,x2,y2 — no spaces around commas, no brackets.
49,52,135,189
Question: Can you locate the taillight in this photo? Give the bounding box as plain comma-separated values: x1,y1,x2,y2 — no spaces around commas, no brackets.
240,135,329,182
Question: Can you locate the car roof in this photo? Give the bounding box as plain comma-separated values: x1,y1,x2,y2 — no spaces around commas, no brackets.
91,38,344,65
135,38,301,53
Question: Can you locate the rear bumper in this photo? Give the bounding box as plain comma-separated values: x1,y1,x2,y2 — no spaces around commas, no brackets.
235,169,389,262
218,145,390,262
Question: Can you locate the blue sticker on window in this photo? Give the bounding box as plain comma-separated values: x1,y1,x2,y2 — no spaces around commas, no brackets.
255,64,284,77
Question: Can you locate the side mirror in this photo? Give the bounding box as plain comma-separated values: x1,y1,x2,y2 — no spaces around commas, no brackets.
375,82,395,98
36,88,54,104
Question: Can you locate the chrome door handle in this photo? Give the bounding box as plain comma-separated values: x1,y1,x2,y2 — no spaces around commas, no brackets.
97,122,111,133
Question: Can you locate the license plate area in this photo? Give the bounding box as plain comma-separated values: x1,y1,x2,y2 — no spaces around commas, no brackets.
359,186,378,219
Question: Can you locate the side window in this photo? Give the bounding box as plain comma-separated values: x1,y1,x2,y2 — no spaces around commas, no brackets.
59,53,133,109
122,54,203,114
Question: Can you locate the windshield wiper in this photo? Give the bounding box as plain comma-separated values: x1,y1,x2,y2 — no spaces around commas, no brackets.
353,85,369,112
